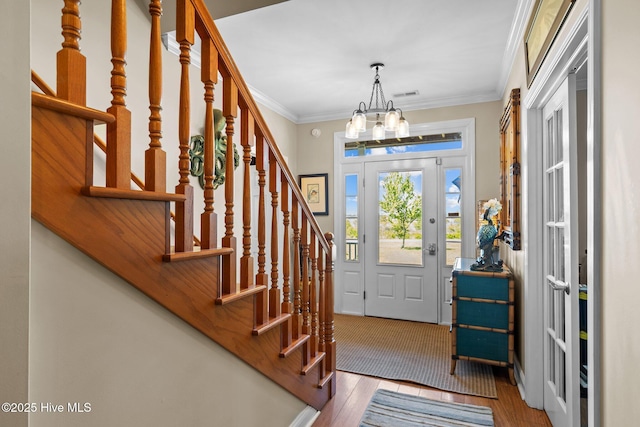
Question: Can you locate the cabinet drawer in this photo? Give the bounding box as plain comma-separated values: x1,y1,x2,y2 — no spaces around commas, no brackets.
455,275,509,301
455,328,509,362
456,300,509,330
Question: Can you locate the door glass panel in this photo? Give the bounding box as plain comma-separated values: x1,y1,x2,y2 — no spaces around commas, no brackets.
558,288,566,341
557,227,565,282
555,109,564,163
548,333,556,387
445,169,462,265
377,171,423,266
556,168,564,222
559,347,566,401
345,174,359,261
546,117,554,167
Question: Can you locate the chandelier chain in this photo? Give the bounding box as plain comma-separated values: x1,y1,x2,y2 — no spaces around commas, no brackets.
367,67,387,112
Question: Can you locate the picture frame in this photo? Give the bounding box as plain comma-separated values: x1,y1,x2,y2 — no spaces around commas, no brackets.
299,173,329,216
523,0,576,87
499,89,521,250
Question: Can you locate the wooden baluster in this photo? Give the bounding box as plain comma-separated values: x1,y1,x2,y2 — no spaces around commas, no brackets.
240,102,255,288
145,0,166,192
221,75,238,293
317,244,326,380
106,0,131,189
301,216,310,335
200,37,218,249
310,233,318,358
268,151,281,318
174,0,195,252
324,232,336,396
281,178,291,314
57,0,86,105
255,133,268,326
281,179,292,349
291,199,302,340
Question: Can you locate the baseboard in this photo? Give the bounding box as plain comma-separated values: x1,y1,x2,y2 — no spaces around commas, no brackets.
289,405,320,427
514,354,526,401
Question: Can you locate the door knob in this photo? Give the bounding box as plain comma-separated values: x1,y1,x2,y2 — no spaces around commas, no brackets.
550,281,571,295
425,243,437,255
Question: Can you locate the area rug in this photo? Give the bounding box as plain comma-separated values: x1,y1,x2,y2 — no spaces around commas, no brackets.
360,389,495,426
335,314,497,398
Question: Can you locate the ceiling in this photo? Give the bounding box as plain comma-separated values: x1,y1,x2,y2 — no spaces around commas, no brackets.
212,0,532,124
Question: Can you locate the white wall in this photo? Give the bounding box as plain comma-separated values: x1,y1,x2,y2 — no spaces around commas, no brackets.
0,1,30,427
29,221,305,427
601,1,640,424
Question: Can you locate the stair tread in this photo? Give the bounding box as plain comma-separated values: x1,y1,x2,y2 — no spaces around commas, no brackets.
253,313,291,336
164,247,233,262
215,285,266,306
317,371,334,389
301,351,325,374
83,186,186,202
280,334,310,358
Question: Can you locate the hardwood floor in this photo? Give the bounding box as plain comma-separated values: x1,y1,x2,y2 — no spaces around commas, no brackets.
313,368,552,427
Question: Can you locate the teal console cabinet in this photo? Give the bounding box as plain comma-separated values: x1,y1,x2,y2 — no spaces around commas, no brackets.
450,257,515,385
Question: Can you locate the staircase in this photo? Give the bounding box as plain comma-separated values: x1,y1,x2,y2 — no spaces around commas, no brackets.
31,0,335,410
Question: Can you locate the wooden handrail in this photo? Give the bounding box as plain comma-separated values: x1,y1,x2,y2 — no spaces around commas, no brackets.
189,0,330,254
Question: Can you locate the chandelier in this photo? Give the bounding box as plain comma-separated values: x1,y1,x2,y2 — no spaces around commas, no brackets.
345,63,409,140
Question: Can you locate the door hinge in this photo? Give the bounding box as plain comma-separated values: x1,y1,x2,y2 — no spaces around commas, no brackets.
363,291,366,300
436,157,442,165
363,234,365,243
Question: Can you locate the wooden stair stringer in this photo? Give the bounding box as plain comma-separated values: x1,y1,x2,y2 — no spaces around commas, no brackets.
31,99,333,410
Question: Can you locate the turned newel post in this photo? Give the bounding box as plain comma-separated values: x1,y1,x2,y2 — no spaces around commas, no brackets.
57,0,86,105
174,0,195,252
106,0,131,189
145,0,166,192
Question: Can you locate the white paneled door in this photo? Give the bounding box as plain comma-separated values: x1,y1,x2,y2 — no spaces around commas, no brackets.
542,74,580,427
363,158,438,322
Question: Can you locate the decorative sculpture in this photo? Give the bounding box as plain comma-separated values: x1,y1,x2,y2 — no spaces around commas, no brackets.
471,198,504,272
189,109,239,190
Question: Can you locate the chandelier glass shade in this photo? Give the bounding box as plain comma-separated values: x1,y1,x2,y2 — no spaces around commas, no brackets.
345,63,409,140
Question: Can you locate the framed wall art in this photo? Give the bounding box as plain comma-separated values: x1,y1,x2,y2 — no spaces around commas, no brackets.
299,173,329,216
500,89,521,250
523,0,576,87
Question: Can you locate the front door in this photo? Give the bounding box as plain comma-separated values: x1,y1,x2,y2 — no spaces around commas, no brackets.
542,74,580,427
363,158,438,322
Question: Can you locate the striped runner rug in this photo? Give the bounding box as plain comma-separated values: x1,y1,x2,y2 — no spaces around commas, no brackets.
335,314,497,398
360,389,495,427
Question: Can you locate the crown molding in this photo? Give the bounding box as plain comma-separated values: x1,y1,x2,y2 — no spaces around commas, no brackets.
296,91,501,124
248,85,299,123
496,0,534,97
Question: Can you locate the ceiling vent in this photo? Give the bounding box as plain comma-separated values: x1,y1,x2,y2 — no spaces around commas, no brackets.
393,90,420,98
